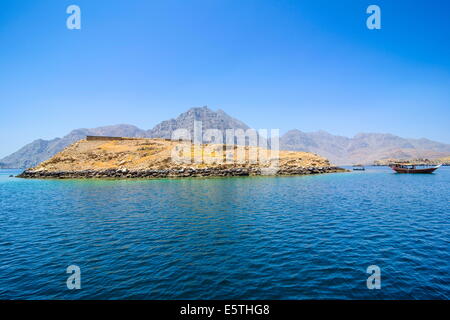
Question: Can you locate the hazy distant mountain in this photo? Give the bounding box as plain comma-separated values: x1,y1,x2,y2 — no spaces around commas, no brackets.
280,130,450,165
0,125,147,169
2,106,450,168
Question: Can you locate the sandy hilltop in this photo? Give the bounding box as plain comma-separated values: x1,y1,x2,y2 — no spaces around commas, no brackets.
18,137,345,179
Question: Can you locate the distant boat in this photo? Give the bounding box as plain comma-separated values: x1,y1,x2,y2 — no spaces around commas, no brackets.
352,164,365,171
390,164,442,174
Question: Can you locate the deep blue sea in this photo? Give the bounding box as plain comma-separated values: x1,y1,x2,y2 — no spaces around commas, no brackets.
0,167,449,299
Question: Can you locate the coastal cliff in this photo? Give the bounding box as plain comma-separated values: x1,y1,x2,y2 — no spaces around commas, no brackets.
18,138,345,179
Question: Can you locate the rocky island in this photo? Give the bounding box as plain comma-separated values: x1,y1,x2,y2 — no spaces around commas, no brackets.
18,137,345,179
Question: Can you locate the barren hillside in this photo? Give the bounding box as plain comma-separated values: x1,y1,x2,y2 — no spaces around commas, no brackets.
19,138,344,178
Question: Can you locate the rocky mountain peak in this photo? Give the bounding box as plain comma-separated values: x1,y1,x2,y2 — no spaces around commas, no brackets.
146,106,250,139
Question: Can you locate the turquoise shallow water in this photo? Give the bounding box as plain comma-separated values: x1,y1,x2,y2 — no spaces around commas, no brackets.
0,167,449,299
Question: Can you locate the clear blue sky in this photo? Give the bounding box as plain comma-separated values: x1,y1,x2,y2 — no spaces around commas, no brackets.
1,0,449,157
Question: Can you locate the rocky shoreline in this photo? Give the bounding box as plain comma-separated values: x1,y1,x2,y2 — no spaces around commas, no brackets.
17,166,345,179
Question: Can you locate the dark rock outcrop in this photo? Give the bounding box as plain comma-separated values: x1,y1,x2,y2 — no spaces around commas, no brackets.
18,166,345,179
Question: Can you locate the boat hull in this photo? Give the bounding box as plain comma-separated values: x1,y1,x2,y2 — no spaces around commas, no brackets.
390,165,441,174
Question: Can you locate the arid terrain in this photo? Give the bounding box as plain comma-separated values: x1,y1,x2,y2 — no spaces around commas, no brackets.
18,138,345,179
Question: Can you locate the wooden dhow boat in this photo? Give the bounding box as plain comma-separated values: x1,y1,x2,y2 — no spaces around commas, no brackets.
390,163,442,174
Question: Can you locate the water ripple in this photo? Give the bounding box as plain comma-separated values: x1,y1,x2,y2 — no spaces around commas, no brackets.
0,167,449,299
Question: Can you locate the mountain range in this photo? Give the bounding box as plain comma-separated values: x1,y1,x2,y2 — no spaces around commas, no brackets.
1,106,450,168
280,130,450,165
